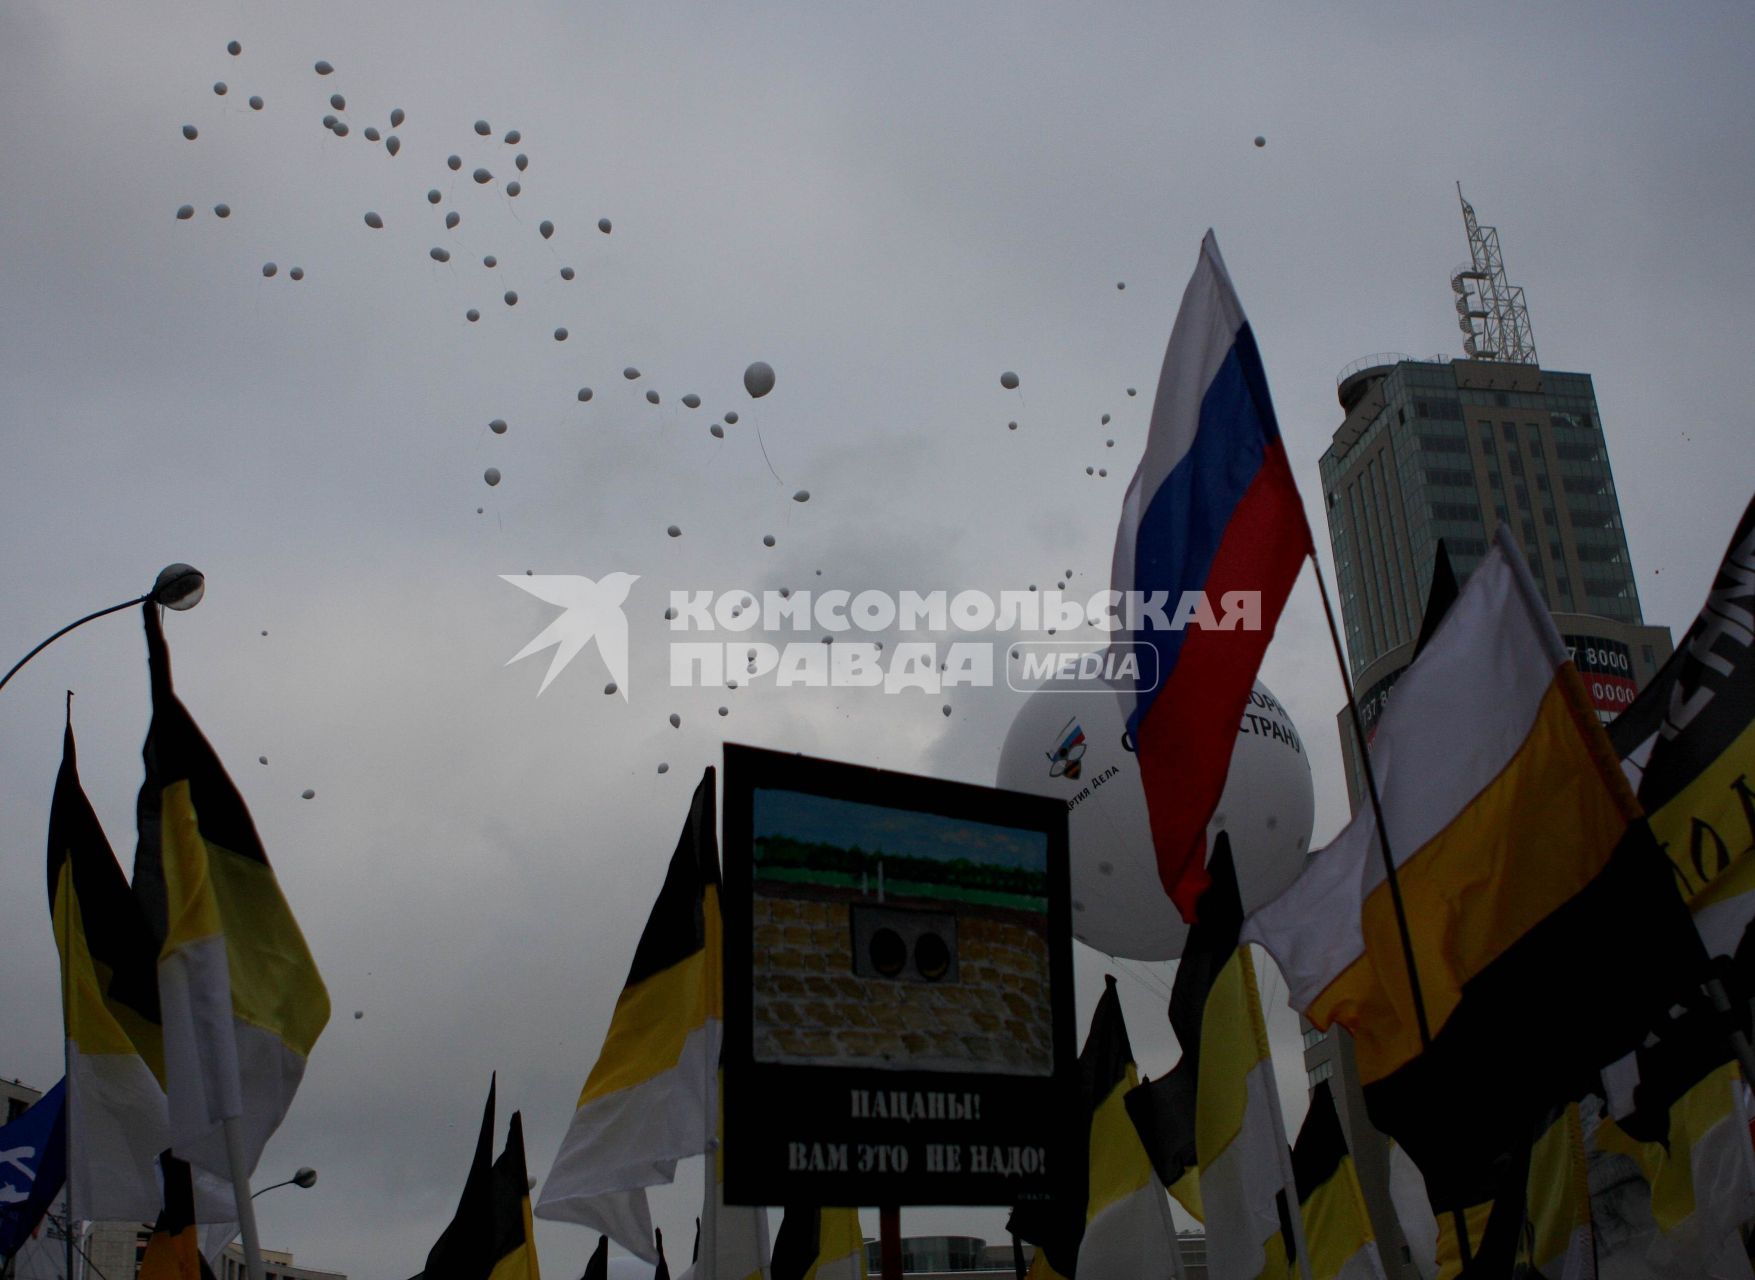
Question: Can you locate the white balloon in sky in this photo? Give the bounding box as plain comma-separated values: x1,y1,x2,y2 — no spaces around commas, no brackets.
743,361,776,399
995,678,1313,960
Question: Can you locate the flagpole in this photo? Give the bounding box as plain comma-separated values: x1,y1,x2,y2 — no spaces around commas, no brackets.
1308,555,1473,1267
223,1117,268,1280
60,714,77,1280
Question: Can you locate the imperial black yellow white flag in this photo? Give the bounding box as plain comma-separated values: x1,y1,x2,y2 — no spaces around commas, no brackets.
48,711,174,1220
138,1151,218,1280
537,769,723,1262
134,602,330,1177
487,1112,542,1280
771,1207,866,1280
1242,528,1705,1207
1264,1082,1383,1280
1075,977,1182,1280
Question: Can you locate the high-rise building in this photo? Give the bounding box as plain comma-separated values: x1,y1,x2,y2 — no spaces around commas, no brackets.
1320,189,1671,805
1307,190,1675,1277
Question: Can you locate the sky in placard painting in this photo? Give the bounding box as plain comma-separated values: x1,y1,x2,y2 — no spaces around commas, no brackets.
1,1,1751,1275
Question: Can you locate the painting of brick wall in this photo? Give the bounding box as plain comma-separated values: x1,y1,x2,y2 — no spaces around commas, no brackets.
751,892,1054,1076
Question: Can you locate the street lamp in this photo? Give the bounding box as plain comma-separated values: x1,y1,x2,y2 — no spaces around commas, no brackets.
251,1167,318,1199
0,563,205,695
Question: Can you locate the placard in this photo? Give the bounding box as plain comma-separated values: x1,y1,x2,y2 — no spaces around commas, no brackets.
721,744,1078,1206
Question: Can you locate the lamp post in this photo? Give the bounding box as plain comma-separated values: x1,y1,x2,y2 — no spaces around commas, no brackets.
251,1167,318,1199
0,564,205,696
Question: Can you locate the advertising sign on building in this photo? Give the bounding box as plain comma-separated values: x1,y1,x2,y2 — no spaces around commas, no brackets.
1564,634,1639,721
721,745,1078,1206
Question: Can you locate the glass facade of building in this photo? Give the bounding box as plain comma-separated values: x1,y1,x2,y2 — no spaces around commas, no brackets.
1322,358,1641,677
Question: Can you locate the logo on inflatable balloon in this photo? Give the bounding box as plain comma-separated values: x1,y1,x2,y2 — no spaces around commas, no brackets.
1046,717,1087,780
997,679,1314,961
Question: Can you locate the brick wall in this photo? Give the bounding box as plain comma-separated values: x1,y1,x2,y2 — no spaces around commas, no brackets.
751,892,1053,1076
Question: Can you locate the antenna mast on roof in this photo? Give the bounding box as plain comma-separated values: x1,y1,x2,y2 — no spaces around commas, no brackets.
1450,184,1537,364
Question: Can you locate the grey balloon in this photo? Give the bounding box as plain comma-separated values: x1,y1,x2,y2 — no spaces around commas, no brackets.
213,203,230,218
792,489,810,502
515,153,528,171
262,262,277,277
742,361,776,398
364,126,380,142
489,418,507,435
709,424,724,438
330,93,346,110
554,328,568,341
364,211,383,228
504,129,521,144
560,266,575,280
646,390,660,404
484,467,501,486
333,121,349,137
447,155,461,170
503,290,517,306
213,82,227,95
466,309,480,322
474,119,491,135
385,135,400,156
182,124,197,140
577,387,593,402
667,525,681,537
176,204,194,220
249,96,263,110
724,410,739,425
763,534,776,547
681,393,701,408
598,218,611,233
427,189,441,204
289,267,304,280
430,246,450,262
506,181,521,197
390,107,405,127
446,211,460,229
539,219,554,239
302,789,316,799
314,60,333,74
484,256,497,268
473,168,492,184
1000,371,1019,389
227,39,241,55
623,367,640,380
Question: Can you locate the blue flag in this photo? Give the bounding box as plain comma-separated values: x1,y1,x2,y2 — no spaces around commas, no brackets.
0,1078,67,1260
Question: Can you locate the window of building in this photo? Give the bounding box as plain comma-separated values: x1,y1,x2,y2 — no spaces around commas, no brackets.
1501,422,1516,441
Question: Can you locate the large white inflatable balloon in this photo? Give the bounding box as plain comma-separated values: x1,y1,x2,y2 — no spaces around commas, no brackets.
996,678,1313,960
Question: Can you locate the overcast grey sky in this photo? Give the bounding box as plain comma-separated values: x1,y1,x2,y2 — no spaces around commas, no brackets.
2,1,1751,1275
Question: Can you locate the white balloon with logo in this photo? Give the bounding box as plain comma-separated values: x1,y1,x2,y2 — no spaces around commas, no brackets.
996,677,1314,960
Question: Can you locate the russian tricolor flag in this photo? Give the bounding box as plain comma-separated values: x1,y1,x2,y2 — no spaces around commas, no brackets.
1110,232,1312,921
